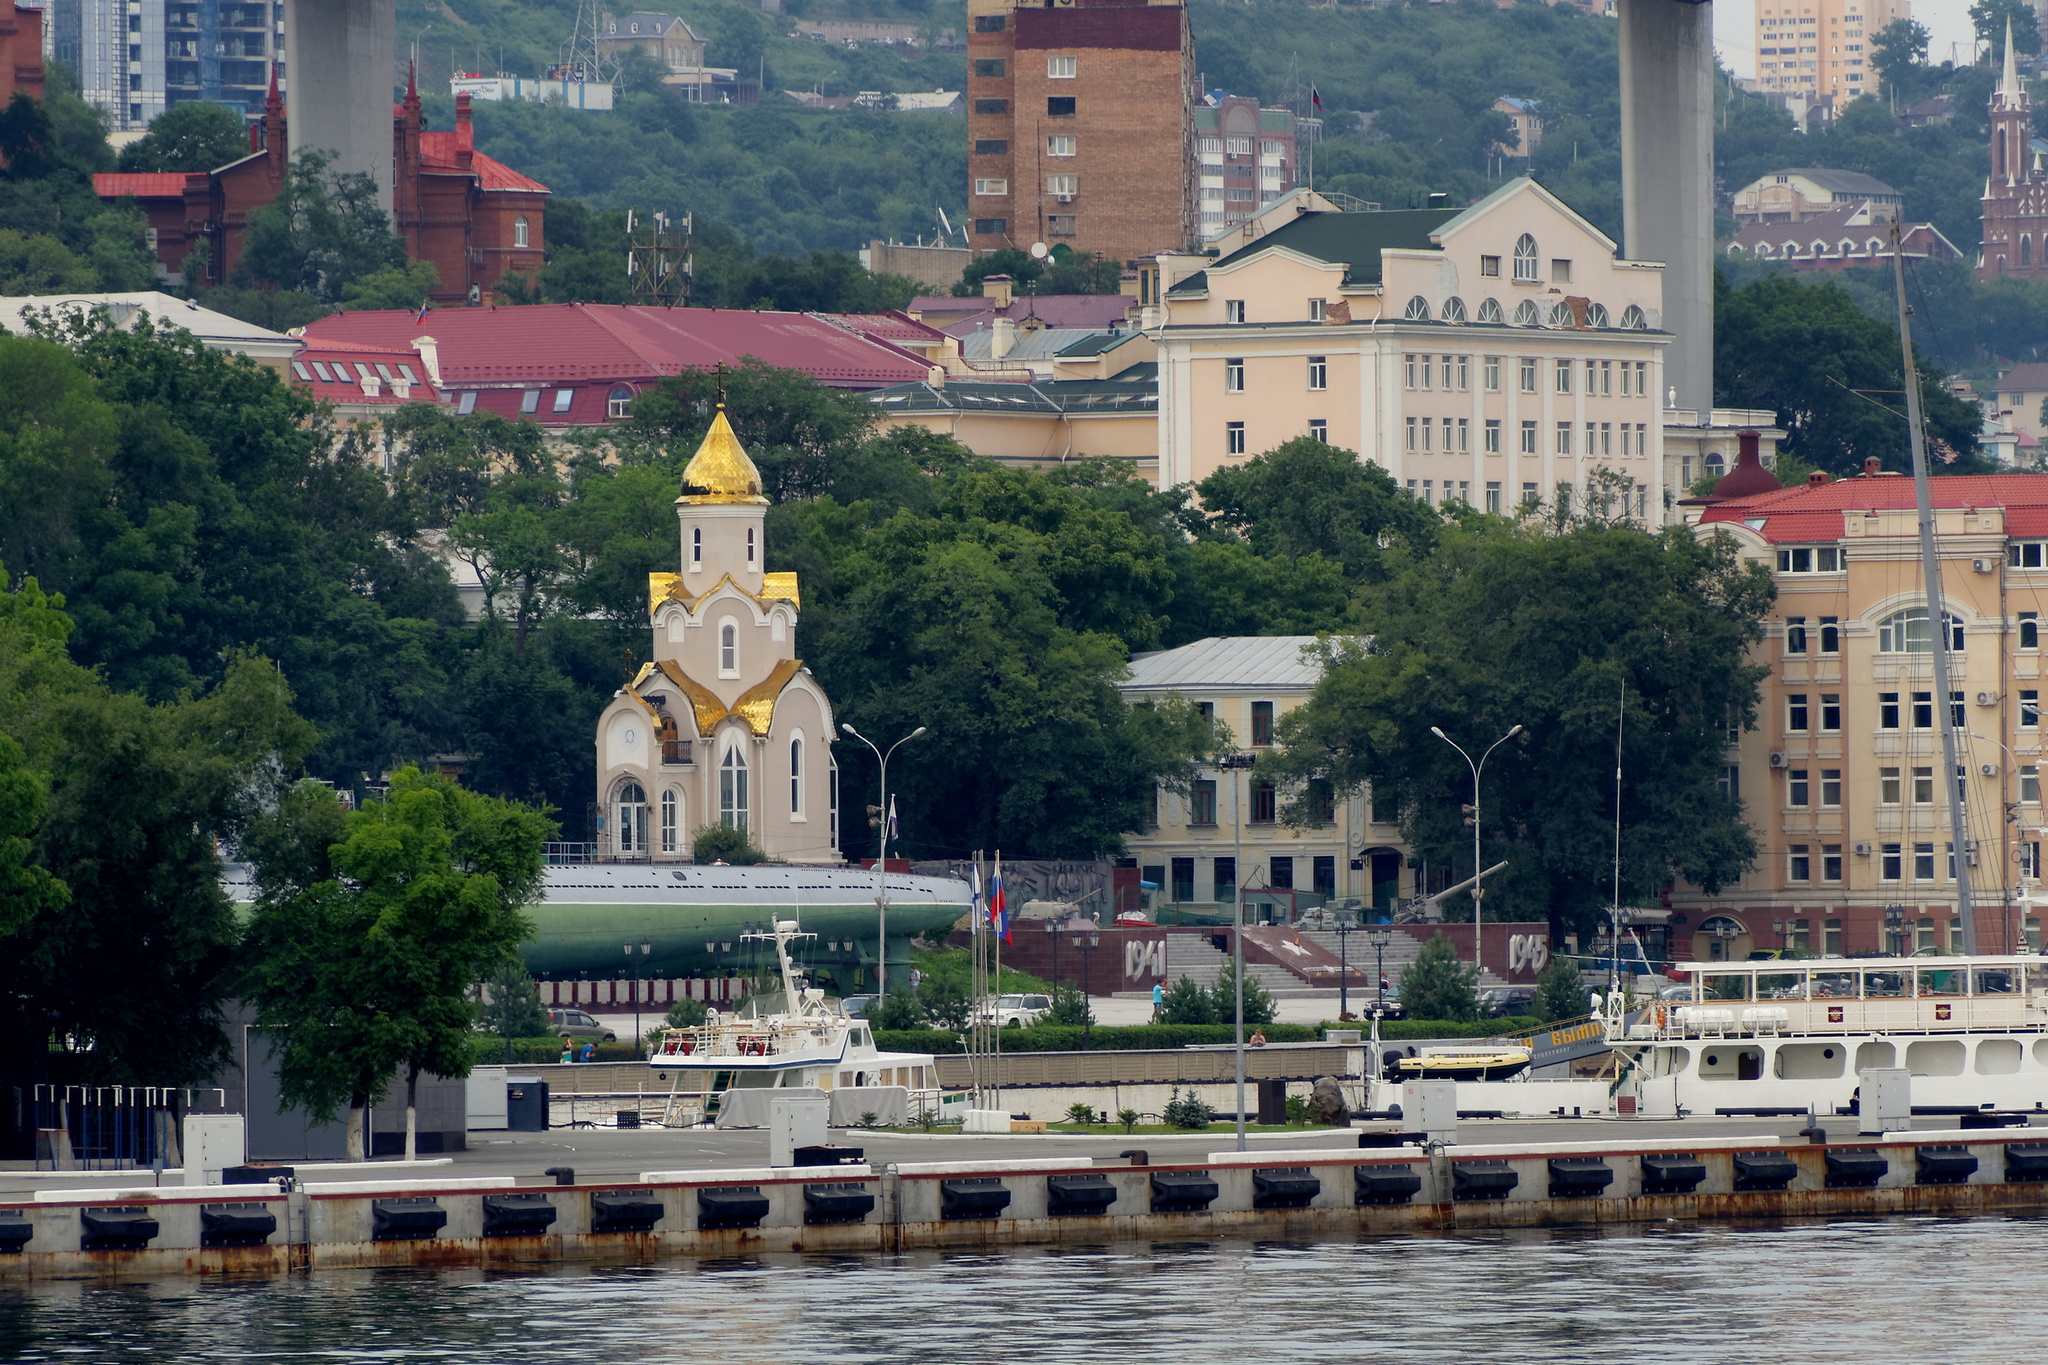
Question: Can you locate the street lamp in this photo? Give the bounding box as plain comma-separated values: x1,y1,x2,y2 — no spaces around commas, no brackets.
625,939,651,1058
840,723,927,994
1333,908,1359,1020
1045,915,1061,992
1070,926,1101,1049
1367,924,1392,1013
1219,751,1258,1152
1429,723,1524,978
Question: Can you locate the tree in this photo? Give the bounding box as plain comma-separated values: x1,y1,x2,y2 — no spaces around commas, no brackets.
1400,934,1480,1023
115,100,249,173
665,997,709,1028
1871,19,1932,102
1263,520,1774,940
1971,0,2041,60
479,956,548,1047
1535,955,1590,1023
692,823,767,864
1155,974,1214,1025
340,259,441,312
233,148,406,303
1715,271,1986,476
244,768,552,1159
1196,438,1440,581
1044,981,1094,1027
1210,959,1277,1026
868,987,923,1031
1036,248,1126,296
920,973,971,1030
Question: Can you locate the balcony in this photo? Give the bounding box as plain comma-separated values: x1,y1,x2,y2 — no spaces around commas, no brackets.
662,740,694,765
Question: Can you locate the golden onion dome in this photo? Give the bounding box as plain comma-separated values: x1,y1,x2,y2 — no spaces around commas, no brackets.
677,405,768,505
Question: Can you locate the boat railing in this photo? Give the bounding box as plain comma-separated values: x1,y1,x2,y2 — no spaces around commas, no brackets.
1634,994,2047,1040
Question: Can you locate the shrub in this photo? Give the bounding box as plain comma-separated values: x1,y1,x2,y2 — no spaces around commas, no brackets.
664,997,709,1029
691,823,766,865
1400,933,1480,1022
1044,982,1093,1027
868,987,923,1031
1209,961,1277,1026
1284,1095,1312,1126
1162,1088,1213,1129
1065,1102,1097,1126
1535,955,1590,1023
1116,1107,1142,1133
1155,975,1214,1025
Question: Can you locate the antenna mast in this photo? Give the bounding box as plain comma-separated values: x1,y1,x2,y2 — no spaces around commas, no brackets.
561,0,620,84
625,208,694,307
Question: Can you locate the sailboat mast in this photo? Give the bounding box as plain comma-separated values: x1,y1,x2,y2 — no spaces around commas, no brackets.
1891,218,1977,953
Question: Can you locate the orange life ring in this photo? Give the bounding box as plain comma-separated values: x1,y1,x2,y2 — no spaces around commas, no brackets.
1654,1004,1668,1029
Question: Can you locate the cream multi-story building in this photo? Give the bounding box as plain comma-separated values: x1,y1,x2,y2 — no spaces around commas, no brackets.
1151,178,1675,523
590,407,841,863
1119,636,1417,914
1751,0,1905,102
1675,453,2048,961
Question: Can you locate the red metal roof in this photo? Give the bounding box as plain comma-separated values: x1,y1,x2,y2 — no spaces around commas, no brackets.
299,303,933,391
1699,472,2048,543
93,172,195,199
821,311,948,346
911,293,1136,337
414,131,551,194
290,338,437,405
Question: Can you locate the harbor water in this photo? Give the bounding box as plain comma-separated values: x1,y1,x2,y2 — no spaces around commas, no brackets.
1,1215,2042,1363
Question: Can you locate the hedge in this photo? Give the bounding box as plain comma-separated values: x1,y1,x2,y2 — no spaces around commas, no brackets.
871,1018,1540,1054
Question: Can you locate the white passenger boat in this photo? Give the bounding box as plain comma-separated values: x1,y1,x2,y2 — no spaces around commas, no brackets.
647,918,937,1120
1607,955,2048,1117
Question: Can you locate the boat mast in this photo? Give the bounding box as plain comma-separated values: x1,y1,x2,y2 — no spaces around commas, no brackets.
1890,217,1977,953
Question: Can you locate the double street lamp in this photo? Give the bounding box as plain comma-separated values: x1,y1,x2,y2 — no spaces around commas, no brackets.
1332,908,1360,1020
1429,723,1523,977
840,723,926,994
624,939,651,1058
1070,925,1101,1049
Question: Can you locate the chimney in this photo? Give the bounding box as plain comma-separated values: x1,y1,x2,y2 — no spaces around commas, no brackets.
410,335,442,387
455,92,474,169
981,272,1013,309
990,316,1014,361
1807,469,1831,486
1864,455,1884,477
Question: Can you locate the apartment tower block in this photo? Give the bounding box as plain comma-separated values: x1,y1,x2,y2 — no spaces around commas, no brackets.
965,0,1195,267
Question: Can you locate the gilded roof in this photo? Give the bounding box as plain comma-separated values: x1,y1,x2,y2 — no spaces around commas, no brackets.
732,659,803,735
638,656,805,737
677,405,768,505
646,570,801,619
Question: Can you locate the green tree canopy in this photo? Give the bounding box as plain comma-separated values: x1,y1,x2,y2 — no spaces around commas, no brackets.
1535,954,1590,1023
1197,437,1440,581
1262,520,1774,939
1971,0,2041,59
1400,933,1480,1023
233,148,406,303
115,100,250,173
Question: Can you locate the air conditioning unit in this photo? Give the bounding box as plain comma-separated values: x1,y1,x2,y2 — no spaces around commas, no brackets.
1973,558,1994,573
1982,762,2000,776
1977,691,1999,706
1053,194,1075,203
1854,841,1873,856
1768,752,1789,768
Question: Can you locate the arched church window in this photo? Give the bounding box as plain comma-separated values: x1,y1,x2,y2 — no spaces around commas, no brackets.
746,526,757,567
691,526,702,569
660,788,680,854
614,779,648,856
720,744,750,834
790,735,804,817
2025,235,2034,268
720,621,738,676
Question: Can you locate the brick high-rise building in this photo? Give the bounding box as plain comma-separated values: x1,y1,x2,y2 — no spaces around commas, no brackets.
2,3,44,107
1981,32,2048,280
965,0,1194,267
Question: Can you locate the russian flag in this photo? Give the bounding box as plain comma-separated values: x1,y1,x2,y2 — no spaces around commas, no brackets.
990,854,1010,945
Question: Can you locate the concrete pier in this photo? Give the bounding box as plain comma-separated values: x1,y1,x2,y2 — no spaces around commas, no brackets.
1618,0,1714,414
8,1124,2048,1280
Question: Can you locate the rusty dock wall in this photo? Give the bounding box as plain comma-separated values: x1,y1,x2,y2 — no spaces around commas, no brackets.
7,1129,2048,1280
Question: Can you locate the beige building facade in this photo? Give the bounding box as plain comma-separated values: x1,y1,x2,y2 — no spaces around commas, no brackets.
591,410,840,863
1751,0,1904,101
1677,464,2048,960
1154,178,1673,522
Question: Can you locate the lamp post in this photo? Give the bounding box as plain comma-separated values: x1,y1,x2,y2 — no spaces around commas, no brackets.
840,723,926,994
1429,723,1524,978
1045,916,1061,992
1333,908,1359,1020
1220,751,1258,1152
1367,924,1392,1013
625,939,651,1058
1071,926,1101,1049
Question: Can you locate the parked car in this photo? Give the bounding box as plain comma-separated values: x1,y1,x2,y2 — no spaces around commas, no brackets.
1358,992,1404,1021
546,1009,617,1041
840,994,877,1019
1480,987,1535,1018
976,992,1052,1027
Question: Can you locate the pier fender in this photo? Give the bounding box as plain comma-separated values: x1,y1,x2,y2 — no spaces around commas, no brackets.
1149,1171,1221,1213
590,1188,665,1234
1451,1160,1518,1202
481,1194,559,1238
1732,1151,1798,1192
803,1182,875,1225
1914,1146,1979,1187
79,1207,158,1251
2004,1143,2048,1182
939,1177,1012,1221
696,1186,770,1230
0,1211,31,1254
1547,1157,1615,1200
1251,1167,1321,1211
371,1197,448,1241
1639,1153,1707,1196
1354,1164,1423,1207
1823,1148,1887,1190
200,1203,278,1248
1045,1173,1118,1217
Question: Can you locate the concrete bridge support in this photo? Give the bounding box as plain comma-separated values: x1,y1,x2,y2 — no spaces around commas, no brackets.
283,0,397,212
1619,0,1714,416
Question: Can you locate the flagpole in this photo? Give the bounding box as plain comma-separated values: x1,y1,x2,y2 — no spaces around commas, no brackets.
993,849,1005,1113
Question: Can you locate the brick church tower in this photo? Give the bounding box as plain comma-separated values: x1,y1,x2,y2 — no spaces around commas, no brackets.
1979,21,2048,279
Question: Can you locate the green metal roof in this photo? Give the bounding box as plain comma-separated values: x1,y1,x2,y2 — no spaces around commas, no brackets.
1054,329,1143,358
1167,207,1462,296
866,377,1156,417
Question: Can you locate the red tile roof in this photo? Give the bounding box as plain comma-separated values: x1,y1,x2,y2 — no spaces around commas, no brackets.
1699,472,2048,543
93,172,196,199
414,131,551,194
290,338,438,405
299,302,933,392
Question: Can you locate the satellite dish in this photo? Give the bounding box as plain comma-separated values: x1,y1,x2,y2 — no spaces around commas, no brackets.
1029,242,1049,259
